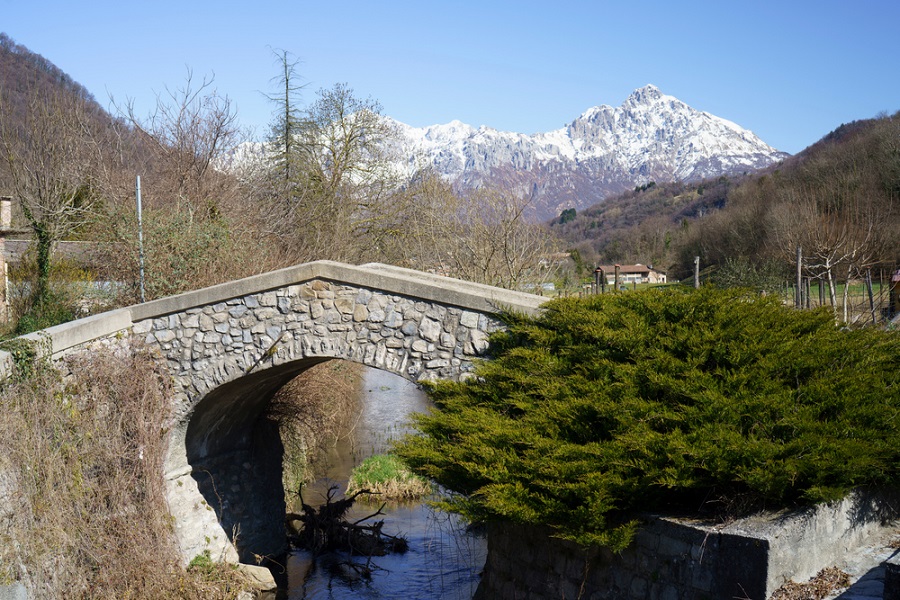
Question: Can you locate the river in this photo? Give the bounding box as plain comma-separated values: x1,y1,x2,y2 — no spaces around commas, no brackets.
284,367,486,599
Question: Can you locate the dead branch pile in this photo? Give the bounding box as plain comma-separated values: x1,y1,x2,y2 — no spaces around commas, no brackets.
286,486,408,557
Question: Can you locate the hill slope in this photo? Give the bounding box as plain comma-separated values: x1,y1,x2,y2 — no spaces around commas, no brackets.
554,112,900,280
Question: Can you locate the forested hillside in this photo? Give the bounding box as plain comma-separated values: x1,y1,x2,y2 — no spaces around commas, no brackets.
0,33,103,121
0,36,556,334
554,112,900,284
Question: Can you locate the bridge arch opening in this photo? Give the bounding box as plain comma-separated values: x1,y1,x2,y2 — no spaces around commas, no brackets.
182,357,423,564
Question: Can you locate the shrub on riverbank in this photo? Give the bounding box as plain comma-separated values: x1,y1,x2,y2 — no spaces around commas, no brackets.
0,343,248,598
396,287,900,551
347,454,431,501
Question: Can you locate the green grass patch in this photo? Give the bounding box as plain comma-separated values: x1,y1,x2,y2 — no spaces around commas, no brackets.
347,454,432,501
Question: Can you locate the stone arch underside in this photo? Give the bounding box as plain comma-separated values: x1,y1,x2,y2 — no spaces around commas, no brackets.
184,357,328,564
133,276,509,564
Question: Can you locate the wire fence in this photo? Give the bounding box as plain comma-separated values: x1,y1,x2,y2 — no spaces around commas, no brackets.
685,259,900,327
583,258,900,328
784,266,900,326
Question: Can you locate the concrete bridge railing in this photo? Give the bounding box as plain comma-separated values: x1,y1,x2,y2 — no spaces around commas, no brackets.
0,261,545,369
0,261,546,564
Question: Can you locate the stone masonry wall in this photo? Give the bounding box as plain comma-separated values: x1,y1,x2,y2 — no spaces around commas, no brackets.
134,278,503,403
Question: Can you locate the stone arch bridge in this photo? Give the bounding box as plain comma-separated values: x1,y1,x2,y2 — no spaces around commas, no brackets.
2,261,545,564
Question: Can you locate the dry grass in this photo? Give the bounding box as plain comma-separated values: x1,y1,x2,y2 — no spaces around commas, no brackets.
0,342,249,599
346,454,432,501
769,566,851,600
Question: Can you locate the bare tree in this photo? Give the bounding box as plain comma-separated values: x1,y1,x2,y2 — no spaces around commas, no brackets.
771,183,887,319
397,170,561,289
122,70,242,214
93,71,253,302
0,88,98,308
257,82,403,263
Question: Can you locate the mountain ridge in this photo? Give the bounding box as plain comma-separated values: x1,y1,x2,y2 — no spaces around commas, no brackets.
392,85,789,221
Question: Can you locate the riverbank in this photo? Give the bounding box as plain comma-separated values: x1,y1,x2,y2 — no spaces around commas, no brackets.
0,344,255,598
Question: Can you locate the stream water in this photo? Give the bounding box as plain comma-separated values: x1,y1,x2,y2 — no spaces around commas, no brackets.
284,368,486,599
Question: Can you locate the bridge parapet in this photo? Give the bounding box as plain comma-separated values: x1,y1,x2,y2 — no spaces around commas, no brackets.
135,271,513,403
0,261,543,375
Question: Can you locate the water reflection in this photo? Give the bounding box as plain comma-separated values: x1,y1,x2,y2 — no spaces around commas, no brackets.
286,368,485,599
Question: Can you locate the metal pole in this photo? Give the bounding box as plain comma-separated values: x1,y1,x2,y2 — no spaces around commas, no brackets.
693,256,700,289
136,176,146,303
795,245,803,309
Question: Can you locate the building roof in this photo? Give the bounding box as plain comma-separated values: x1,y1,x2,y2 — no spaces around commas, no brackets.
595,263,664,275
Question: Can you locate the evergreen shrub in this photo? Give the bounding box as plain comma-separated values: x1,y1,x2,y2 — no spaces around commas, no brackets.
395,287,900,550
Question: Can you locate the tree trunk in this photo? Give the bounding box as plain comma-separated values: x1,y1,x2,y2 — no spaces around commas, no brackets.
826,267,838,317
34,223,53,307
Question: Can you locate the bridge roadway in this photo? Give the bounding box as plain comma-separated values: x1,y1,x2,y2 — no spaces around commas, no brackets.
0,261,545,564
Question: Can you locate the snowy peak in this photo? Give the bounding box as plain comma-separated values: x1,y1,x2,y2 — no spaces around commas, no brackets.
393,85,787,220
625,83,665,105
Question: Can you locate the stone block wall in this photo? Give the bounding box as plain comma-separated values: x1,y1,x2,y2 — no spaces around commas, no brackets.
134,279,504,405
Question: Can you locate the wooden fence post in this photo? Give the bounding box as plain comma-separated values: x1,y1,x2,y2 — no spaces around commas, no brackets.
866,269,876,325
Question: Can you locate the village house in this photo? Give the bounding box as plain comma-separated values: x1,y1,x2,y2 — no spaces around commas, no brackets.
595,263,667,286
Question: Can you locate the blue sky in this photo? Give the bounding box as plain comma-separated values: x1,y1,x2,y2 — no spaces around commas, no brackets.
3,0,897,154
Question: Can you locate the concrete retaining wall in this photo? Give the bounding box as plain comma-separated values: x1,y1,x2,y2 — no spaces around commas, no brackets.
475,488,900,600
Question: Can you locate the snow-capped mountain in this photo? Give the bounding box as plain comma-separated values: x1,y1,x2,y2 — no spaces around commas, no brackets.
392,85,788,221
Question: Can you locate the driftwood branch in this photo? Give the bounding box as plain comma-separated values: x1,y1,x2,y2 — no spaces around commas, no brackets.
286,485,408,558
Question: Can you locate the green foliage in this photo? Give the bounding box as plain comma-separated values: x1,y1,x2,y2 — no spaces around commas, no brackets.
0,337,42,380
557,208,577,225
347,454,431,500
395,287,900,550
188,550,215,577
141,207,234,300
96,200,238,303
350,454,411,486
7,255,96,335
12,292,75,335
